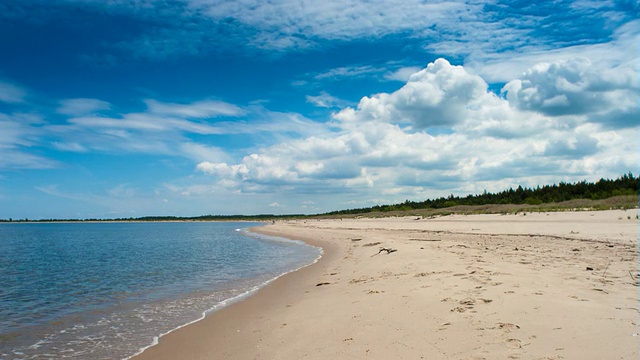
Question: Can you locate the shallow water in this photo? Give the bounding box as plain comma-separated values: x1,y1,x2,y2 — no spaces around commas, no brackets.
0,222,320,359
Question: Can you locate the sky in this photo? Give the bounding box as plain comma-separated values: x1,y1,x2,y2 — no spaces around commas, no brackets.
0,0,638,219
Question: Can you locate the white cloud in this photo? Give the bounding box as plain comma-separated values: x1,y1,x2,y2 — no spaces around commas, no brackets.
314,65,384,80
383,66,422,82
304,62,428,88
0,114,37,148
502,57,639,128
51,142,88,152
195,58,639,204
0,112,58,169
0,150,57,169
0,81,27,103
193,0,475,47
306,91,347,108
473,20,640,83
57,98,111,116
180,142,229,162
333,59,489,128
66,113,223,134
10,0,636,71
30,97,333,173
145,99,245,118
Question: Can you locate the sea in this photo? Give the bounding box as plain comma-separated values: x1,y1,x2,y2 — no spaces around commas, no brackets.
0,221,321,360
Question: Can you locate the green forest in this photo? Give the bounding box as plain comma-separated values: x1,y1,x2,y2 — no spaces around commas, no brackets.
324,172,639,216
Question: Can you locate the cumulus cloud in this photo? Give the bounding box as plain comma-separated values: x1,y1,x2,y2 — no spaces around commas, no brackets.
195,131,372,192
333,59,490,128
503,58,638,115
196,58,639,206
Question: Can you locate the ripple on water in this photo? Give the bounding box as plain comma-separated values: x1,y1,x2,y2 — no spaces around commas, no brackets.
0,222,321,359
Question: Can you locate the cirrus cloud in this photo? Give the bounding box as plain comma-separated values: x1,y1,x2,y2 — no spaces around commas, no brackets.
0,81,27,104
57,98,111,116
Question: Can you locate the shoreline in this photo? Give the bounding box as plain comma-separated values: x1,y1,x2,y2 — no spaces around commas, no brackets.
125,226,326,360
132,210,639,359
131,224,343,360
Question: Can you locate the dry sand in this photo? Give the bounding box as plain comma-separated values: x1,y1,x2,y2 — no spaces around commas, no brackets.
133,209,639,360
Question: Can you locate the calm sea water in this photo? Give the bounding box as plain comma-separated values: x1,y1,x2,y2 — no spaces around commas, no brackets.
0,222,321,360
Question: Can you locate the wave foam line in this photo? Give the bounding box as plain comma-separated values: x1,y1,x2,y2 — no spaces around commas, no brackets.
124,226,323,360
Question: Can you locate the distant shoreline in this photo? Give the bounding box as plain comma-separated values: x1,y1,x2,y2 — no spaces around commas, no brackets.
2,196,636,223
0,219,269,224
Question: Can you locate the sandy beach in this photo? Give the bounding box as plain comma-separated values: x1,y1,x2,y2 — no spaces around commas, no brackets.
133,209,639,360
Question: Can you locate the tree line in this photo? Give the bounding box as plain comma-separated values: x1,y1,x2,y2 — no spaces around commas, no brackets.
323,172,639,216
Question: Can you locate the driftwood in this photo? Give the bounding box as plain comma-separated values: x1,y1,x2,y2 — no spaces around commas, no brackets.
372,247,397,256
363,242,382,247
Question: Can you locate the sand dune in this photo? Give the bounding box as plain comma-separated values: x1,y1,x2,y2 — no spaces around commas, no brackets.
134,209,639,360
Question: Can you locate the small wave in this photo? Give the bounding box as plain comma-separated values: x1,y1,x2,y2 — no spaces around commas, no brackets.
126,233,322,360
241,229,309,247
1,222,320,360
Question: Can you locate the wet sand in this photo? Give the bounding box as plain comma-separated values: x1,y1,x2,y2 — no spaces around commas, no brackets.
133,209,639,359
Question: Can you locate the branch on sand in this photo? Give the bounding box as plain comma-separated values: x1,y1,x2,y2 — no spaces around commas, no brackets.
372,247,397,256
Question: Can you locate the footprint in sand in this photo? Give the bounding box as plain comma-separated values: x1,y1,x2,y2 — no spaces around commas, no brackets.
459,298,476,306
497,322,521,330
506,338,522,349
365,290,384,294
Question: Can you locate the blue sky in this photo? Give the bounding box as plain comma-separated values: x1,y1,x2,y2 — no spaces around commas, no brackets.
0,0,638,219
